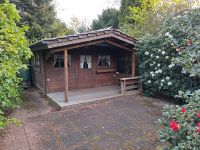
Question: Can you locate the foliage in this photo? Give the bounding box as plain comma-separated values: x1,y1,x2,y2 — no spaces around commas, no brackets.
158,90,200,149
69,17,90,33
154,9,200,149
120,0,200,38
12,0,74,43
91,8,119,30
77,22,91,33
0,0,32,129
137,10,200,97
118,0,139,25
174,18,200,77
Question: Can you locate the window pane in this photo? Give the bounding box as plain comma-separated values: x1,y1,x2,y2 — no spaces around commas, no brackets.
54,54,59,67
54,59,60,67
68,55,72,68
98,55,111,67
54,54,71,68
107,56,111,66
34,53,37,66
54,54,63,67
60,59,64,67
87,55,91,68
37,54,40,65
80,55,91,69
80,55,85,69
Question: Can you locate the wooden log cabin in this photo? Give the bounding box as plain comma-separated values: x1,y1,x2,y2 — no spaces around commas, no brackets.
30,28,137,102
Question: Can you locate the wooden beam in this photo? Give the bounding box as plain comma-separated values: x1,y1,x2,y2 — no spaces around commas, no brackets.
50,40,106,54
105,40,133,52
131,51,136,76
64,49,68,102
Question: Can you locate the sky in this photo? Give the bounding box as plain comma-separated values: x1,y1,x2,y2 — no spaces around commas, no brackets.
54,0,120,26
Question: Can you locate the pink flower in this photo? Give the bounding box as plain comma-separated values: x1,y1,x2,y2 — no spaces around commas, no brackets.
170,120,180,132
196,122,200,134
187,39,193,46
197,112,200,118
181,107,187,113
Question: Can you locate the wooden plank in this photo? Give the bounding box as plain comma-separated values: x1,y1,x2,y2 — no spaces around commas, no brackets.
125,80,139,85
120,76,140,95
126,85,138,90
96,68,116,73
64,49,68,102
131,51,136,76
106,40,133,52
49,40,106,54
120,76,140,81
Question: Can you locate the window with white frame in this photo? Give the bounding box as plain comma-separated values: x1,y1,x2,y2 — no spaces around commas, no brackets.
54,54,72,68
98,55,111,67
80,55,91,69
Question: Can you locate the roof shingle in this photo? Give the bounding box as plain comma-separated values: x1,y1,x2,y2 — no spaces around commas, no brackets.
30,28,136,51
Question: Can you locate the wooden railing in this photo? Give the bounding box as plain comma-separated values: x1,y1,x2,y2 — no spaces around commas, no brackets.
120,76,141,95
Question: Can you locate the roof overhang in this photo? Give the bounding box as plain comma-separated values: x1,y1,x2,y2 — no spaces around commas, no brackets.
30,28,136,52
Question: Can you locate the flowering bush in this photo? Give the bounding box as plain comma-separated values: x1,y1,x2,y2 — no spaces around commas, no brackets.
137,9,200,97
144,9,200,149
158,90,200,149
138,9,200,149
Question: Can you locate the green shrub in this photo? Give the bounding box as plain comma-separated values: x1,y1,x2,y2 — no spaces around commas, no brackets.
158,90,200,149
137,9,200,97
151,9,200,149
0,0,32,129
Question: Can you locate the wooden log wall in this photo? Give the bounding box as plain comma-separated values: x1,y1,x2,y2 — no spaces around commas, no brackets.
36,46,133,94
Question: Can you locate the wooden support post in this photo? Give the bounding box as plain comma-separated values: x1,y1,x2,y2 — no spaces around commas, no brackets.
64,49,68,102
131,51,136,77
120,81,124,95
120,80,126,95
123,80,126,95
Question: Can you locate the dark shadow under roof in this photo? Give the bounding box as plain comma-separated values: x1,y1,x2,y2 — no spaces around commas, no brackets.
30,28,136,51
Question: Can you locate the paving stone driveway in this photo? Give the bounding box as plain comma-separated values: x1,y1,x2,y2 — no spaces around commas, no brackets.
0,88,169,150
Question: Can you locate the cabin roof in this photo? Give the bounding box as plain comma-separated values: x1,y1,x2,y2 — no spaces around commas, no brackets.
30,27,136,51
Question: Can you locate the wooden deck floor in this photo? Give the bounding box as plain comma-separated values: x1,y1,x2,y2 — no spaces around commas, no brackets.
47,85,137,109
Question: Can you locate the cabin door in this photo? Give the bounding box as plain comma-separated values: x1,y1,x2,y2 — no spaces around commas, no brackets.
77,55,94,89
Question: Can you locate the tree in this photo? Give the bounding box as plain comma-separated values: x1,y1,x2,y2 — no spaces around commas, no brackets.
120,0,200,37
0,0,32,129
118,0,139,25
11,0,74,43
68,16,91,33
77,21,91,33
91,8,119,30
48,19,74,37
69,17,81,33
